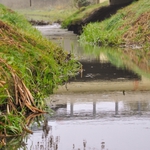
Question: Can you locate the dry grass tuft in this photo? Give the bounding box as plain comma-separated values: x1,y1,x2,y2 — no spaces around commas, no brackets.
123,12,150,45
0,58,45,114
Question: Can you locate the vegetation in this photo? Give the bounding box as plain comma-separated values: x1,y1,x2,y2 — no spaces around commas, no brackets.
76,0,150,77
80,44,150,79
0,3,79,140
74,0,91,9
17,7,77,24
62,1,108,28
17,1,105,24
61,0,150,77
79,0,150,47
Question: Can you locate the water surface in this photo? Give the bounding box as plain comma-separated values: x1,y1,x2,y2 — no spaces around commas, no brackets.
24,24,150,150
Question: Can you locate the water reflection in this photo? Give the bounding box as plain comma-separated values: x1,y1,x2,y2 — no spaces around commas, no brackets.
48,93,150,120
71,61,140,82
36,25,150,92
24,94,150,150
26,118,60,150
25,25,150,150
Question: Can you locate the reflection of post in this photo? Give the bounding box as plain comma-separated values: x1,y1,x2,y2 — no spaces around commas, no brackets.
30,0,32,6
115,102,118,115
70,103,73,117
83,140,87,150
133,80,139,90
93,102,96,117
137,101,141,115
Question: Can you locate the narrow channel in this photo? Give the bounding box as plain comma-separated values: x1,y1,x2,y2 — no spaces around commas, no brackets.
26,24,150,150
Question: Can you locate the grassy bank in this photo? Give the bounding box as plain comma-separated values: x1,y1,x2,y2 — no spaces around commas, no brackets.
0,4,79,138
17,7,77,24
62,1,109,28
79,0,150,47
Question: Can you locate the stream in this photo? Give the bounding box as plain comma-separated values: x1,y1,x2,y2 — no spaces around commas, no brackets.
19,24,150,150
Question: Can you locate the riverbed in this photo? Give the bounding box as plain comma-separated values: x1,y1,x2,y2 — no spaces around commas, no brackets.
24,24,150,150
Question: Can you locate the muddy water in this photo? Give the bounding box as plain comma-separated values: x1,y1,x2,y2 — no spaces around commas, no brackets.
25,24,150,150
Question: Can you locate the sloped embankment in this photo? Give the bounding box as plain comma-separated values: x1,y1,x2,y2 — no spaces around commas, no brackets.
122,11,150,46
0,4,79,138
64,3,132,34
78,0,150,47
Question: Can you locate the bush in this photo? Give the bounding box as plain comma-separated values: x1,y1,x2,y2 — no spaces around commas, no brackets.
74,0,91,9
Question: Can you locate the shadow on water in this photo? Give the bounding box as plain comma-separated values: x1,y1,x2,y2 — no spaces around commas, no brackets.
3,24,150,150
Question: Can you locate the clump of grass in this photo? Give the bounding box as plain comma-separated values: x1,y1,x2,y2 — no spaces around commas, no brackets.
0,113,26,137
79,14,125,46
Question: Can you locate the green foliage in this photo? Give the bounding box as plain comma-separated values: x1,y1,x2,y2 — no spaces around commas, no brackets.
0,113,25,135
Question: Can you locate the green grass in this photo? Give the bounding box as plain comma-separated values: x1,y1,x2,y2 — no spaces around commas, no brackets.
79,12,126,46
0,3,79,137
0,113,25,135
0,4,79,98
62,1,109,28
16,7,77,23
79,0,150,46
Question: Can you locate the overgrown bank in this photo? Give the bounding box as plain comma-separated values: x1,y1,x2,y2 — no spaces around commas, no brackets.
0,4,79,140
63,0,150,47
79,0,150,47
62,1,109,34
